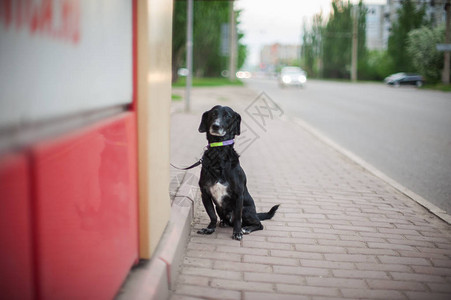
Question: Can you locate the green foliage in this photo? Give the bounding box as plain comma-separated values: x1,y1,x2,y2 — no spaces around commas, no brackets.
172,1,187,82
172,77,244,87
192,2,228,77
301,12,324,77
361,50,394,80
322,0,353,78
387,0,426,73
323,0,367,78
300,0,443,82
303,0,367,79
172,2,247,81
171,94,183,101
407,25,445,83
422,83,451,92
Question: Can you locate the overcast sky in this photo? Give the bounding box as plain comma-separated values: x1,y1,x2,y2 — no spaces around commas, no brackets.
235,0,332,66
235,0,386,66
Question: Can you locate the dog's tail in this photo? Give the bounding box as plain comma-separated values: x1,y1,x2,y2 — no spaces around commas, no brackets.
257,204,280,221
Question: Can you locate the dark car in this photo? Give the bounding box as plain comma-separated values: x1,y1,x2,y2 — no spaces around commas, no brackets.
384,72,424,87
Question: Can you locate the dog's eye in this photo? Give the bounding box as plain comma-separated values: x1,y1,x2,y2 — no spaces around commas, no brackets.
224,113,231,119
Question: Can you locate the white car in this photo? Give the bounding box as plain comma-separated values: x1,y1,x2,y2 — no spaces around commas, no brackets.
279,67,307,88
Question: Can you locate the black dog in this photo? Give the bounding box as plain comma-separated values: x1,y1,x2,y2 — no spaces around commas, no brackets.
197,105,279,240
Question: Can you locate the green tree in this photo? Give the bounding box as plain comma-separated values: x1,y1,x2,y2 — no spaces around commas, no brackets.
364,49,394,80
301,12,324,77
322,0,367,79
192,2,228,77
172,1,187,82
237,26,247,71
407,25,445,82
172,2,247,82
387,0,426,73
356,1,368,79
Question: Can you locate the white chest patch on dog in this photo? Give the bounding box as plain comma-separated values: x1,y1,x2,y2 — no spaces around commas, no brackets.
210,182,228,207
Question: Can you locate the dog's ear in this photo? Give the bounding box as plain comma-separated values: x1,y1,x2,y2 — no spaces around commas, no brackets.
198,111,209,133
232,112,241,136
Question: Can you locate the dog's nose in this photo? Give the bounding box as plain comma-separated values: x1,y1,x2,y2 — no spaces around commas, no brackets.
211,124,220,131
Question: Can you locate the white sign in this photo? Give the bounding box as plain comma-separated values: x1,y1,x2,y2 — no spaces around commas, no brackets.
436,44,451,51
0,0,132,129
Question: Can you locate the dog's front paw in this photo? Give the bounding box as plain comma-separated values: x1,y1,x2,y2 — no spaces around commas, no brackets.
232,232,243,240
197,228,215,235
241,227,251,235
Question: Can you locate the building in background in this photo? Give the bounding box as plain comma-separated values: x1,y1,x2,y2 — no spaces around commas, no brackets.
260,43,300,72
366,3,390,50
366,0,446,50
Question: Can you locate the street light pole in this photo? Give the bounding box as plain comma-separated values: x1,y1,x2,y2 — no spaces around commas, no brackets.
185,0,193,112
351,5,358,82
442,0,450,84
229,0,237,81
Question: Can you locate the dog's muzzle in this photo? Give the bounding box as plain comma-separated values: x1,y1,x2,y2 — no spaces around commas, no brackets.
209,121,226,136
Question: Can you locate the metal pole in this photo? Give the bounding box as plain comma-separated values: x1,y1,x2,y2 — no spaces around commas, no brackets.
228,0,237,81
185,0,193,112
442,0,450,84
351,5,358,82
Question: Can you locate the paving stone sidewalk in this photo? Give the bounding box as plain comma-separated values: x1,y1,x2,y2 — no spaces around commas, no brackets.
169,86,451,300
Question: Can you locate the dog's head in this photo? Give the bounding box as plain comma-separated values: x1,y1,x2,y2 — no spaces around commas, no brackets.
198,105,241,140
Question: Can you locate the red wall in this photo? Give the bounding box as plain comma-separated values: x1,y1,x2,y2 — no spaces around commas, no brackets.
0,112,139,299
0,153,35,300
1,1,139,298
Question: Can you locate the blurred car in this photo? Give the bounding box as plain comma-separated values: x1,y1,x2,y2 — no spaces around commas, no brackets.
384,72,424,87
236,71,251,79
177,68,189,77
279,66,307,88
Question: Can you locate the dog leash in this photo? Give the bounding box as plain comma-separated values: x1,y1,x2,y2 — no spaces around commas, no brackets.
170,139,234,170
170,159,202,170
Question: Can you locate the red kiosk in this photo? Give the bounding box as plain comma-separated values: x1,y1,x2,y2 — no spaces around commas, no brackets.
0,0,173,298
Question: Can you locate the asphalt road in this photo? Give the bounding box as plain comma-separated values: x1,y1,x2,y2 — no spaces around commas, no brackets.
245,78,451,215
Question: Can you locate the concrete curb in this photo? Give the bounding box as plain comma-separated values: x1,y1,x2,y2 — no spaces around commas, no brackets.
116,171,197,300
289,116,451,225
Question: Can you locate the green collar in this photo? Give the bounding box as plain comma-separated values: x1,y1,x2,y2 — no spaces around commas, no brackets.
208,139,234,148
